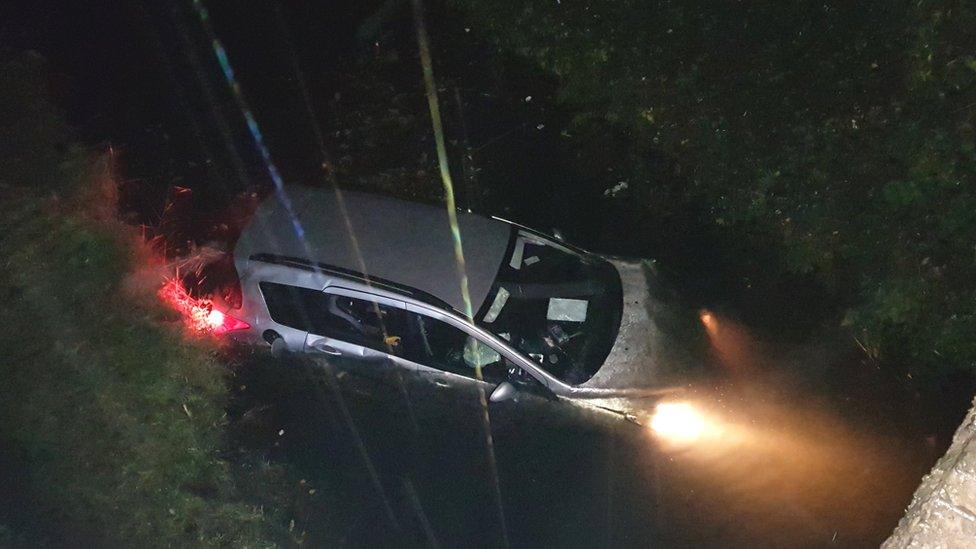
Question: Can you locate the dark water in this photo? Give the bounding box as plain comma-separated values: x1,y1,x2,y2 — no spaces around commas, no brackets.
225,294,966,547
229,355,647,547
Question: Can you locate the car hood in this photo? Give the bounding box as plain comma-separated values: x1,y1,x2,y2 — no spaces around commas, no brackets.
578,258,661,391
556,258,684,418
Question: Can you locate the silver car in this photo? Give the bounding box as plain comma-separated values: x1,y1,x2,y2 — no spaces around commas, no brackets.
227,187,673,420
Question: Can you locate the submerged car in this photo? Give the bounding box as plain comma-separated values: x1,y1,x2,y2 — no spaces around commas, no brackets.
226,186,672,419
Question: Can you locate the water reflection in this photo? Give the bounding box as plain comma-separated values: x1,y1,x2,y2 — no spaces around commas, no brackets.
229,334,933,547
647,381,919,545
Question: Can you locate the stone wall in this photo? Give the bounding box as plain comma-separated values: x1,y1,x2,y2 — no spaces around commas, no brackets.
885,397,976,547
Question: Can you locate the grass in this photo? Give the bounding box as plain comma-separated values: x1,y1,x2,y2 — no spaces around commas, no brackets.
0,184,292,547
0,50,311,547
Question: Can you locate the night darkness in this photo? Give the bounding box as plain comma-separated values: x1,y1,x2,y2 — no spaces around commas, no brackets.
1,1,588,236
3,1,976,546
4,1,375,205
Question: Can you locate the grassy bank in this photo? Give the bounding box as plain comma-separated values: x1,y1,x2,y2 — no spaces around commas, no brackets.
0,51,296,547
0,185,288,546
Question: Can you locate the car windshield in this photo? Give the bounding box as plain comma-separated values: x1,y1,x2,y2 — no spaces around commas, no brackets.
475,229,623,385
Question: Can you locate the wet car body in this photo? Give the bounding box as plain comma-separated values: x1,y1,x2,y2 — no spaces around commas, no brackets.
230,187,673,421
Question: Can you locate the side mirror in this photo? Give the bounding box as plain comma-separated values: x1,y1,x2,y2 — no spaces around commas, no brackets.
490,381,518,403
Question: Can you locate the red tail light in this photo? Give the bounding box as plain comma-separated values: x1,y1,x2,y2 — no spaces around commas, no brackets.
158,278,249,336
208,309,250,335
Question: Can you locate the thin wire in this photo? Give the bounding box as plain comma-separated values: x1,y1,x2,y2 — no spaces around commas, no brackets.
410,0,474,322
164,0,252,193
186,0,400,530
403,475,440,548
189,0,306,246
136,1,237,194
411,1,509,546
313,360,401,531
271,4,420,435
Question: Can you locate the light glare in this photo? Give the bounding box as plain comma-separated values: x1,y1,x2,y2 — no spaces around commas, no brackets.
651,402,706,443
699,310,716,332
206,309,225,329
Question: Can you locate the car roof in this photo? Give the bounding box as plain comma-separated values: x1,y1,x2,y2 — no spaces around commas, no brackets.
235,186,513,314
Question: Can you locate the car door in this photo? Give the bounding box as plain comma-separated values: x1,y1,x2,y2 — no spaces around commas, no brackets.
398,304,536,417
288,288,413,403
302,288,407,364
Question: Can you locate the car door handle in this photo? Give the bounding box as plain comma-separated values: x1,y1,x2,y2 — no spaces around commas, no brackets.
433,380,450,388
311,342,342,356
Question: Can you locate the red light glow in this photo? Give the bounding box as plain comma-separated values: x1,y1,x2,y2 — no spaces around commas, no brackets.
158,278,249,335
206,309,225,329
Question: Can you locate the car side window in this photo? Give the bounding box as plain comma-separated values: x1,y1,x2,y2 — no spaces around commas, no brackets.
319,294,408,353
261,281,318,330
260,282,406,354
402,312,507,384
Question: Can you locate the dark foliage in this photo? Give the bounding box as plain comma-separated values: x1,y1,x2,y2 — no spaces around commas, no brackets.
454,0,976,379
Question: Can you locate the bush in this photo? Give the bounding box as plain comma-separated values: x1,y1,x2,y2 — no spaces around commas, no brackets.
454,0,976,379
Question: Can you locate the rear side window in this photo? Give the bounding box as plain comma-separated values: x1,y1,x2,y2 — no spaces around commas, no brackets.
260,282,405,353
260,282,319,331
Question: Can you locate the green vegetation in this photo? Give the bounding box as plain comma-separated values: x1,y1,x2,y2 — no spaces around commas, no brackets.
0,52,293,547
454,1,976,379
0,192,278,546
